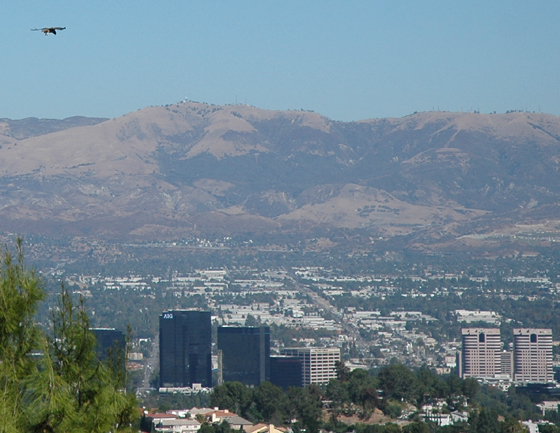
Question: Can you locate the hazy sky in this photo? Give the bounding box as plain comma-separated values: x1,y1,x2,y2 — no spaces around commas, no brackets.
2,1,559,121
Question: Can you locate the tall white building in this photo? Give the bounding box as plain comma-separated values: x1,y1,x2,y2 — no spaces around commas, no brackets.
460,328,502,379
513,328,553,383
281,347,340,386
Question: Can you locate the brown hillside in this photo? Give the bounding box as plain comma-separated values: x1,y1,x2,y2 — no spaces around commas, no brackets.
1,103,559,253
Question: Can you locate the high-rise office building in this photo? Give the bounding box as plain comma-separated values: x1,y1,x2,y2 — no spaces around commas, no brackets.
270,356,303,390
217,326,270,386
90,328,125,361
159,310,212,388
281,347,340,386
513,328,553,383
460,328,502,379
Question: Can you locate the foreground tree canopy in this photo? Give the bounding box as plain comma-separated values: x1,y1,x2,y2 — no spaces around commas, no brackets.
207,359,554,433
0,240,137,433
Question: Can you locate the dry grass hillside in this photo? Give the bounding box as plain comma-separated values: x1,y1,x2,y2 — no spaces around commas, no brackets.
1,103,559,253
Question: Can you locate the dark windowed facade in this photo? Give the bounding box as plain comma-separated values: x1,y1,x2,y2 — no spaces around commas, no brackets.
90,328,125,361
270,356,303,390
218,326,270,386
159,310,212,388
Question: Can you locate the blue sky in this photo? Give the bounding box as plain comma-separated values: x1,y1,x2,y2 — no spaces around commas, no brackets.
2,1,559,121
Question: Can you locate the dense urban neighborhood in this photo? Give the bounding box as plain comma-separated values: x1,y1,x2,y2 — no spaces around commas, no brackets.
0,228,551,432
55,253,560,368
0,237,540,431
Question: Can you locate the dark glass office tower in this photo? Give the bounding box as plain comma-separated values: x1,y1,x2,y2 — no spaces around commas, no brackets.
218,326,270,386
159,310,212,388
90,328,125,361
270,356,303,389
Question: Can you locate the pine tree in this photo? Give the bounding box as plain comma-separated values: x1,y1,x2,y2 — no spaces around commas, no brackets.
0,239,138,433
25,286,137,432
0,239,44,433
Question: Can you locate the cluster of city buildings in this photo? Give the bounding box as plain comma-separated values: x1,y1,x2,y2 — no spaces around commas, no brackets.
93,321,556,395
458,328,554,384
159,310,340,391
64,262,560,384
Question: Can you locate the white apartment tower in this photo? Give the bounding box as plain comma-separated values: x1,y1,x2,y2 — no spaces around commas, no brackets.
281,347,340,386
513,328,553,383
460,328,502,379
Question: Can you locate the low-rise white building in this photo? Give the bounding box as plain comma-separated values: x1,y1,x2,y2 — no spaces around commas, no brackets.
154,419,200,433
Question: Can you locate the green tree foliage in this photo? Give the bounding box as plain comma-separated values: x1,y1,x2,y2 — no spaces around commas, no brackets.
253,381,284,422
416,368,450,405
401,423,431,433
210,381,322,433
544,411,560,427
0,240,45,433
0,241,137,433
374,364,484,411
194,420,248,433
462,377,481,400
539,424,560,433
209,362,550,433
382,424,403,433
286,385,323,433
199,424,217,433
355,425,398,433
151,391,210,412
210,381,253,418
326,365,381,418
384,403,402,419
24,286,137,432
326,377,349,416
334,360,350,381
472,384,539,422
468,408,501,433
500,417,527,433
377,363,419,403
244,314,260,327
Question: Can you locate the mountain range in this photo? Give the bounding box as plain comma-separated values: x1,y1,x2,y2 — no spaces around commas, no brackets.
2,102,560,255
